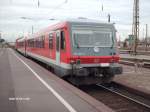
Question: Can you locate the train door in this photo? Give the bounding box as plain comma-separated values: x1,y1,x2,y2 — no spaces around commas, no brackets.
56,30,61,65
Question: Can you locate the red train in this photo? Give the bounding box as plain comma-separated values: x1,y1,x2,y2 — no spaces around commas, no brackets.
16,19,122,85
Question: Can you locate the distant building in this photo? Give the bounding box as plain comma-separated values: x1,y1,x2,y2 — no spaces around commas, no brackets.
128,34,134,46
123,35,135,49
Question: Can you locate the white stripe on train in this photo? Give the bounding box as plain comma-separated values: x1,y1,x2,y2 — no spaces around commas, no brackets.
18,49,110,69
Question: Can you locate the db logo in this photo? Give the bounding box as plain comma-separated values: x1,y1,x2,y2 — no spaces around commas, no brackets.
94,46,99,52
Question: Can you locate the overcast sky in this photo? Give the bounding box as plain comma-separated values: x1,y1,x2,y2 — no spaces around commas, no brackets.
0,0,150,42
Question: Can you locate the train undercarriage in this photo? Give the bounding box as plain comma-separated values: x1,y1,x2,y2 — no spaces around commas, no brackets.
63,65,122,85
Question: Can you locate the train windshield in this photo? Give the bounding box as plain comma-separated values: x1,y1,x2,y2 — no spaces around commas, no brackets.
73,30,113,47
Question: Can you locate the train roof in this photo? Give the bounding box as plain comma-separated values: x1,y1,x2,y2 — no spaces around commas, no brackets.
65,19,115,29
26,18,116,39
64,18,114,25
42,18,114,32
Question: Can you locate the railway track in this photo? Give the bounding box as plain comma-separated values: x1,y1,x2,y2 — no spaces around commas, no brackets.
120,50,150,68
80,83,150,112
120,50,150,56
119,60,150,69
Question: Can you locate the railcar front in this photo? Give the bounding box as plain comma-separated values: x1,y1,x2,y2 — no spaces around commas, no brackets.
65,21,122,85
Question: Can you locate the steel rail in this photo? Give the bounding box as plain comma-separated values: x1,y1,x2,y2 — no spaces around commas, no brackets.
97,84,150,109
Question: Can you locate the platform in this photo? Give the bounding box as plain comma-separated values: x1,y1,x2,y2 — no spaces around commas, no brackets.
120,54,150,61
0,48,113,112
114,64,150,98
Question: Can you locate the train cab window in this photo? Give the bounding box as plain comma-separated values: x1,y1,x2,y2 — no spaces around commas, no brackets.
60,31,66,50
49,33,53,49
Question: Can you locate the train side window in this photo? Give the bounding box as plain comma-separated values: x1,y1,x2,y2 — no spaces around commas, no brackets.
37,37,41,48
41,36,45,48
36,36,45,48
28,39,34,48
35,38,37,48
56,32,60,51
31,39,34,47
60,31,66,50
49,33,53,49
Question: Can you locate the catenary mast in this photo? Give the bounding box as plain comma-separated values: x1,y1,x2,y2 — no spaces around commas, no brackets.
132,0,139,55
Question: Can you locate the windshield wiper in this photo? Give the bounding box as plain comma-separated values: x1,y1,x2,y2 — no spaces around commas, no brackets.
74,34,80,48
75,42,80,48
111,36,114,48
